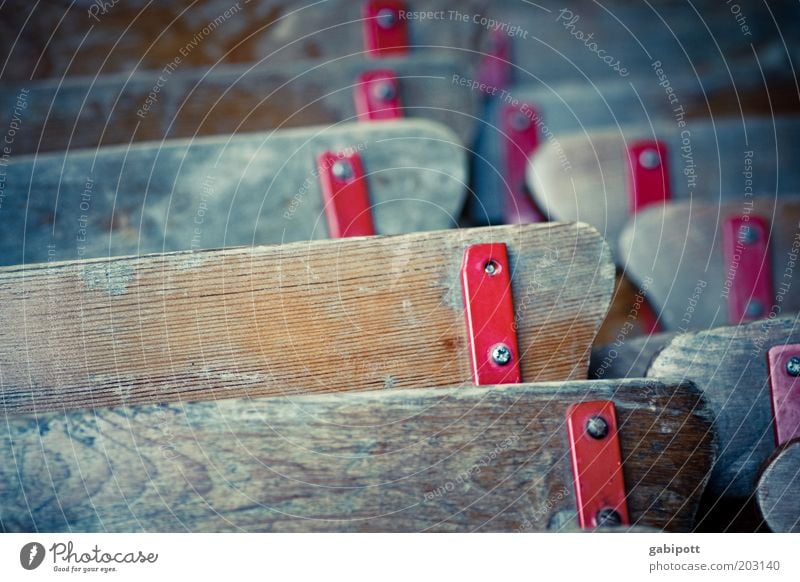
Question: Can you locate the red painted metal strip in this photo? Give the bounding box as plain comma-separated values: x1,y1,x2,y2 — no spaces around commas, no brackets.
355,70,402,121
363,0,409,57
767,345,800,446
567,400,630,529
502,102,545,224
317,150,375,238
625,140,671,213
722,215,773,322
477,28,511,91
460,243,521,385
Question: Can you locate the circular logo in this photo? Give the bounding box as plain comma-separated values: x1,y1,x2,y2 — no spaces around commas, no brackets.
20,542,46,570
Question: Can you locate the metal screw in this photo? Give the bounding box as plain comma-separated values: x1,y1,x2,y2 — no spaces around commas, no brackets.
738,224,758,245
491,345,512,366
638,148,661,170
745,300,763,318
484,260,499,276
595,508,623,527
509,110,530,132
787,356,800,377
376,8,397,28
372,80,396,101
331,159,353,181
585,416,609,439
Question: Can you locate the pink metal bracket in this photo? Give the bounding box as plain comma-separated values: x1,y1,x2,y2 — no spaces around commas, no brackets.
317,150,375,238
502,102,545,223
460,243,521,385
363,0,409,57
625,140,671,213
567,400,630,529
722,215,773,322
767,345,800,446
355,70,402,121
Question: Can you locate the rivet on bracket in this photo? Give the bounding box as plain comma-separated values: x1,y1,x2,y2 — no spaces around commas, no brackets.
722,215,773,323
625,140,671,214
363,0,409,57
355,69,403,121
317,150,375,238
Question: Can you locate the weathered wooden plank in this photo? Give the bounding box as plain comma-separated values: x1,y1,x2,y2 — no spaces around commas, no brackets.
528,117,800,258
756,439,800,533
0,119,466,265
0,379,714,532
0,0,487,81
620,200,800,331
647,317,799,501
0,54,479,155
0,224,615,415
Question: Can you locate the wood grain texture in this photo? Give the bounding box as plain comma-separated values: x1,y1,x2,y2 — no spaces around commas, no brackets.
527,117,800,259
620,200,800,331
0,55,479,155
647,317,800,500
0,223,615,416
591,332,676,380
756,439,800,533
0,119,466,266
0,0,488,81
0,379,715,532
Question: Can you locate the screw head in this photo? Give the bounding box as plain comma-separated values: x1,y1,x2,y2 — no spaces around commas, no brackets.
595,508,623,527
491,345,512,366
787,356,800,377
638,148,661,170
372,80,396,101
509,110,530,132
484,260,500,276
738,224,758,245
585,416,609,439
331,159,353,181
745,300,763,318
376,8,397,28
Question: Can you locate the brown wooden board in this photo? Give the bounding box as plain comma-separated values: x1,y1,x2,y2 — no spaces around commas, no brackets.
0,54,479,156
482,0,799,85
0,119,466,266
591,332,676,381
756,439,800,533
527,117,800,260
0,224,615,416
647,317,799,504
0,379,714,532
620,200,800,331
0,0,487,81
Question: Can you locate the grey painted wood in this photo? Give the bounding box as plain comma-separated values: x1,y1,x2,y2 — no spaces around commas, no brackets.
528,117,800,258
0,119,466,266
0,54,479,155
647,317,800,499
757,440,800,533
590,332,676,380
620,200,800,331
0,379,714,532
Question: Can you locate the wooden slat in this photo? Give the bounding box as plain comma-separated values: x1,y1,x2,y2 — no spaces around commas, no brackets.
756,440,800,533
528,117,800,258
620,200,800,331
0,379,714,532
591,332,676,380
0,119,466,266
647,317,799,501
0,55,479,155
0,224,615,415
0,0,486,81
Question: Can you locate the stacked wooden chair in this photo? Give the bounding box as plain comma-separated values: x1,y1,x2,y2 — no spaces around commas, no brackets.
0,0,797,533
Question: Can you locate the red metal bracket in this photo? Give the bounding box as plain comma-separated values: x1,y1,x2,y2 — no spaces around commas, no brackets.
722,215,773,322
317,150,375,238
460,243,521,385
363,0,409,57
502,102,545,224
355,70,402,121
625,140,671,214
767,345,800,446
477,28,511,91
567,400,630,529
